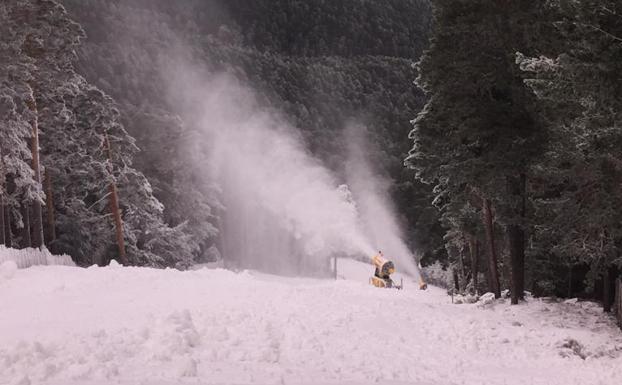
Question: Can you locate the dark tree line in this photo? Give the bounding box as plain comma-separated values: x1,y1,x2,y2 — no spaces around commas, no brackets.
408,0,622,307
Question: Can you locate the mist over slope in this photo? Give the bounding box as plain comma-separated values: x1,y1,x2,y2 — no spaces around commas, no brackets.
61,0,444,269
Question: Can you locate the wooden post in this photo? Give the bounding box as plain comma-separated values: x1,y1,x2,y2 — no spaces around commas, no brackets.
333,256,337,280
104,132,127,265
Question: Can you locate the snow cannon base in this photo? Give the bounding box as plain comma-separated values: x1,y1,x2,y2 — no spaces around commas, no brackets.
369,276,403,290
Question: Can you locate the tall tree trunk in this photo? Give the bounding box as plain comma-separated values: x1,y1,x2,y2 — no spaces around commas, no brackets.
3,202,11,247
25,85,44,249
507,173,526,305
458,236,467,291
603,266,617,313
483,197,501,298
104,133,127,265
21,204,31,249
568,265,572,298
44,168,56,244
453,269,460,293
469,237,479,295
0,194,5,246
0,146,5,246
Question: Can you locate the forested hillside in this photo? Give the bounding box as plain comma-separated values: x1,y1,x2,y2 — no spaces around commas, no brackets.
3,0,619,309
60,0,442,265
407,0,622,304
1,0,439,269
0,0,197,268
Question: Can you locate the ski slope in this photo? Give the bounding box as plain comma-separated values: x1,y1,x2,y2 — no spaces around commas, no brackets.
1,257,621,385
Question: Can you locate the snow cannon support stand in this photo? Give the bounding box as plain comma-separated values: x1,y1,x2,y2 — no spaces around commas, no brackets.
369,251,403,290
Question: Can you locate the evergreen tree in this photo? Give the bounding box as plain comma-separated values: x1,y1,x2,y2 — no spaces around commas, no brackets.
406,0,547,302
518,0,622,303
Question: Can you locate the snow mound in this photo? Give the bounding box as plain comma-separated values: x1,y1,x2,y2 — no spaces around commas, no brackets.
0,245,75,269
107,259,121,268
479,292,496,305
0,260,18,281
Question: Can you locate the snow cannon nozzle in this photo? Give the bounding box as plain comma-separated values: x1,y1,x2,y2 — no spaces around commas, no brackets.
369,251,401,289
369,251,428,291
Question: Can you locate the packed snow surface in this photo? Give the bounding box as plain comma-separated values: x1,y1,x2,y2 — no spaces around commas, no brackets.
1,258,621,385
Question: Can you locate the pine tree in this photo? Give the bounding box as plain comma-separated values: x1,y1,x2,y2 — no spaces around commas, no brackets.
0,1,42,249
518,0,622,303
406,0,548,302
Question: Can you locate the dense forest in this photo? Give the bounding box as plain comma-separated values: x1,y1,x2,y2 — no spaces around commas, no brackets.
407,0,622,307
2,0,622,308
1,0,440,268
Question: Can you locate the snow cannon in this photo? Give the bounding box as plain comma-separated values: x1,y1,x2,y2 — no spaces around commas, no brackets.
369,251,403,290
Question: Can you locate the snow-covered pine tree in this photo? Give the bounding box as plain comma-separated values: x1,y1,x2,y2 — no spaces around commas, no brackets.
1,0,206,268
0,1,45,249
518,0,622,305
406,0,548,302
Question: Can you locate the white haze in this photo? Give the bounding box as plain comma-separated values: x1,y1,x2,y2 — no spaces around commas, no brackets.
164,62,420,279
343,124,422,280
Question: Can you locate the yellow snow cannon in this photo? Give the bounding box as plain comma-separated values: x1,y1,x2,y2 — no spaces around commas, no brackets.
369,252,403,290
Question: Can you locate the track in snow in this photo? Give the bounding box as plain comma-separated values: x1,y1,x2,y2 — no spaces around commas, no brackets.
0,259,621,385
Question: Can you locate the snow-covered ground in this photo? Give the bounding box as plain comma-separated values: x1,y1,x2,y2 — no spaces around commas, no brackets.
1,256,621,385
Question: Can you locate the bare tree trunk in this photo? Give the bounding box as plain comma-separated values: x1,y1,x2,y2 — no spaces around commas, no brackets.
507,173,526,305
44,168,56,243
568,265,572,298
0,194,5,246
483,197,501,298
104,133,127,265
21,204,31,249
108,182,127,265
604,266,616,313
459,236,467,291
469,237,479,295
3,202,11,247
25,86,44,249
0,146,5,245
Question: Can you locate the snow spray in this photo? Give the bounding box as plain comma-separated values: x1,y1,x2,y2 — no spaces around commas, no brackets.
165,65,419,278
343,123,423,281
167,72,377,274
